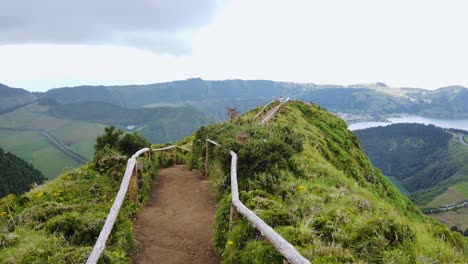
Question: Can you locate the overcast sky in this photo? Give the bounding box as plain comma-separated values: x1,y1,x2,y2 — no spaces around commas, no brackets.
0,0,467,91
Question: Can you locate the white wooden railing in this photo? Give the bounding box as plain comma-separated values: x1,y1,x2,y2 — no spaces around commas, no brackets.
251,99,277,120
205,139,310,264
87,145,189,263
87,147,150,264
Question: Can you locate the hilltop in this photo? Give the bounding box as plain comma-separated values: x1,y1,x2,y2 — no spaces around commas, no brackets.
190,101,467,262
0,100,467,263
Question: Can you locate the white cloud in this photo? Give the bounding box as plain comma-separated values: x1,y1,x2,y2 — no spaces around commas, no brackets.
1,0,467,91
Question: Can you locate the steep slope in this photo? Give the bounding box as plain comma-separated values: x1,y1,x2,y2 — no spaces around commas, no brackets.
0,146,45,197
354,124,468,206
191,100,467,263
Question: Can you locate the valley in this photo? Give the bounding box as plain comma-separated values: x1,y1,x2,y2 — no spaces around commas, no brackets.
355,124,468,232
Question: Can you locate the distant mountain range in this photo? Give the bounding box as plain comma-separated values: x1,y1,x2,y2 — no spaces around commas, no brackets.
1,78,468,178
3,78,468,120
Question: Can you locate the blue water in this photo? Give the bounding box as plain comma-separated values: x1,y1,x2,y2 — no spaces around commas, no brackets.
348,115,468,131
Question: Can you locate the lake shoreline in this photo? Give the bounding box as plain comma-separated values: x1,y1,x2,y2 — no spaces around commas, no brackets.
346,114,468,131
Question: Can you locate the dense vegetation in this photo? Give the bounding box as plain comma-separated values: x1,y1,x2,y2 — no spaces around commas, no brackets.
0,128,158,263
355,124,468,205
190,101,467,263
0,147,45,198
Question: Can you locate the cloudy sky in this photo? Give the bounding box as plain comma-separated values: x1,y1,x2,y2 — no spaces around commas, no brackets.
0,0,467,91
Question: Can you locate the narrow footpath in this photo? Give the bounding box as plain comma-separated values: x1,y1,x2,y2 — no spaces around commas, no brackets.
459,135,468,146
133,165,218,264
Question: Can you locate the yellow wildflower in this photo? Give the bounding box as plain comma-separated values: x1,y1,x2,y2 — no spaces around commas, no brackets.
227,240,234,246
35,192,44,197
297,185,307,191
0,211,7,217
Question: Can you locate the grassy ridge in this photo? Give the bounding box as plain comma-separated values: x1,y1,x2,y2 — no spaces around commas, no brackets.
0,146,160,263
191,101,467,263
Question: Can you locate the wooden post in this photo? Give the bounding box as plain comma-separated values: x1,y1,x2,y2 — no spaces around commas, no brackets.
129,160,139,204
229,205,239,231
172,147,177,165
205,141,209,176
145,150,150,161
159,151,164,167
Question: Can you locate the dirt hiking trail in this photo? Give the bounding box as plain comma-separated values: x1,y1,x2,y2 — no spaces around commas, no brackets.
133,165,218,264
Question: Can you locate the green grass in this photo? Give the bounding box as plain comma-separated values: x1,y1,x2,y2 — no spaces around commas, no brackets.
0,130,80,179
387,176,410,195
430,208,468,231
0,102,106,173
48,122,105,159
191,101,468,263
452,182,468,197
0,150,158,263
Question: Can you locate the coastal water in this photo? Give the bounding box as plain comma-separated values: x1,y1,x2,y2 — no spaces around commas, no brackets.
348,115,468,131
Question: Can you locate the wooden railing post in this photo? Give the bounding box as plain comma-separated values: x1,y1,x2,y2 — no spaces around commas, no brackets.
129,160,139,204
229,205,239,231
159,151,164,167
205,141,209,176
172,147,177,165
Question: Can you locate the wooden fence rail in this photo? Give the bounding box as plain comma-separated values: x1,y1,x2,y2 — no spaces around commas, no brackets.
251,99,277,120
206,139,310,264
87,147,150,264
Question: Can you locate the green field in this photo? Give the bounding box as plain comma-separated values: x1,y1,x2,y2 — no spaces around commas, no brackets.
48,121,105,159
0,102,105,161
430,208,468,231
452,181,468,198
0,130,81,179
0,103,104,178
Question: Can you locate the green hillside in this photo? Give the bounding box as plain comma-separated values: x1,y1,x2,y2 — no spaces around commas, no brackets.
0,129,159,263
354,124,468,206
0,102,104,178
0,83,36,114
40,79,468,119
0,101,466,263
0,146,45,197
48,101,214,143
190,101,467,263
0,99,212,179
0,130,82,179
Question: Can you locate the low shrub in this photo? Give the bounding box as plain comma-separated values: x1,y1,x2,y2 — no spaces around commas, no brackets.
45,212,105,246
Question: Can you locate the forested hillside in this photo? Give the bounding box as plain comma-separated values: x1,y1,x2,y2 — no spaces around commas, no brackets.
355,124,468,205
0,146,45,197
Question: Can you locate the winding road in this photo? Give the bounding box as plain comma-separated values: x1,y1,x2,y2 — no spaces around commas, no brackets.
0,126,88,164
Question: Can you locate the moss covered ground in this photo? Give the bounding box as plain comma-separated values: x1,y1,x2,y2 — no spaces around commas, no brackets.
191,100,467,263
